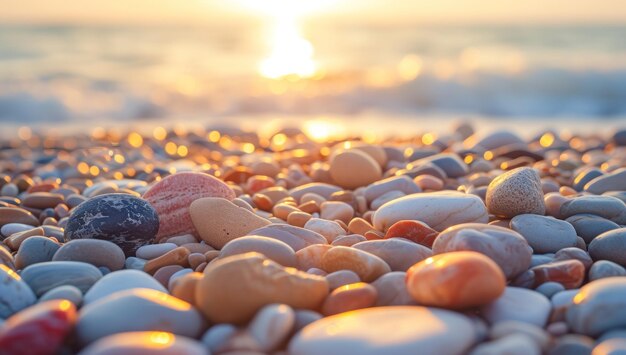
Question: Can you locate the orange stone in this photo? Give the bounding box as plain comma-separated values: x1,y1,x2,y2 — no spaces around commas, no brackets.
321,282,378,316
531,260,585,289
384,220,438,248
406,251,506,309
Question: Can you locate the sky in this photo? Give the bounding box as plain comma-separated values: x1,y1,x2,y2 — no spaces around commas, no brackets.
1,0,626,25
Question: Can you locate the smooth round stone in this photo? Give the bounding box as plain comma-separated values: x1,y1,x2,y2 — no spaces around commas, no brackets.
585,168,626,195
248,304,295,352
125,257,147,270
566,214,620,243
320,201,354,224
352,238,432,271
373,191,488,232
153,265,184,287
79,332,207,355
510,214,578,253
467,130,525,150
21,261,102,296
296,244,333,271
593,338,626,355
52,239,125,271
325,270,360,290
329,150,382,189
0,207,39,228
40,285,83,306
135,243,178,260
363,175,421,203
289,183,342,202
407,251,505,309
486,167,545,218
1,223,34,238
189,197,271,249
410,153,469,178
170,272,202,303
77,288,205,344
22,192,64,209
321,246,391,282
384,220,439,248
535,282,565,298
589,228,626,267
303,218,346,243
481,287,551,327
531,254,554,268
589,260,626,281
531,260,585,289
432,223,532,279
566,278,626,336
0,300,77,355
289,306,477,355
469,334,540,355
560,196,626,225
64,193,159,257
15,236,60,269
220,236,296,267
370,190,405,210
248,224,327,251
553,248,593,270
0,183,18,197
0,264,36,318
143,172,235,242
371,271,415,306
573,168,603,192
322,282,378,316
548,334,594,355
196,252,329,324
490,321,550,351
0,246,14,270
84,269,167,305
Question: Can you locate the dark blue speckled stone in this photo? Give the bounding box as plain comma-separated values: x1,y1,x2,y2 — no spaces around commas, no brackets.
64,193,159,256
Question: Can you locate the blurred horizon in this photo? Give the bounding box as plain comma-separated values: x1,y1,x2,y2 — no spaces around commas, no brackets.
1,1,625,131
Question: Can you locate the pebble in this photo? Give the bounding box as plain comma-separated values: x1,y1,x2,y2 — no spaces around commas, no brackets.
321,282,378,316
0,300,77,355
124,256,146,270
585,168,626,194
14,236,60,269
531,259,585,289
566,214,620,243
79,332,207,355
290,183,342,202
485,167,546,218
469,334,540,355
373,191,489,232
196,252,329,324
189,197,271,249
490,320,550,351
52,239,125,271
170,272,202,303
548,334,594,355
370,271,415,306
593,338,626,355
560,195,626,225
21,261,102,296
296,244,333,271
83,269,167,305
589,228,626,267
64,193,159,256
481,287,551,327
77,288,205,344
21,192,64,209
143,172,235,242
383,219,438,247
363,175,421,203
589,260,626,281
432,223,532,279
553,247,593,270
39,285,84,306
248,224,327,251
468,130,525,150
321,246,391,282
0,264,37,318
153,265,184,287
510,214,578,253
535,282,566,298
325,270,360,290
0,207,39,228
135,243,178,259
329,150,382,189
289,306,476,355
410,153,469,178
573,167,604,191
320,201,354,224
332,234,366,246
303,218,346,243
248,304,295,352
220,235,297,267
143,246,189,274
566,278,626,336
352,238,432,271
0,223,34,238
406,251,506,309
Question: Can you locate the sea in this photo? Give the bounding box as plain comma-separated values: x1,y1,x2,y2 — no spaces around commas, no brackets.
0,22,625,136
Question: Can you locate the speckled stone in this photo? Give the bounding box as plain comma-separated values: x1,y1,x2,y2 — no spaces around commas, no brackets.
20,261,102,296
567,278,626,336
510,214,578,253
64,193,159,257
589,228,626,267
486,167,545,218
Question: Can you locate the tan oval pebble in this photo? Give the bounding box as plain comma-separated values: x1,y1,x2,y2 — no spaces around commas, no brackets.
252,194,273,211
52,239,125,271
195,262,207,272
304,218,346,243
257,187,290,205
300,192,326,205
144,247,190,274
188,253,206,270
352,238,432,271
326,270,360,290
298,200,319,214
347,217,375,236
0,207,39,228
248,304,295,352
244,224,328,251
273,203,300,220
190,197,271,249
220,236,297,267
196,252,329,324
4,227,45,250
406,251,506,309
321,246,391,282
414,175,444,191
171,272,203,304
204,250,220,263
181,243,214,254
287,211,312,227
371,271,416,306
331,234,367,247
296,244,333,271
320,201,354,224
322,282,378,316
22,192,64,209
329,150,382,190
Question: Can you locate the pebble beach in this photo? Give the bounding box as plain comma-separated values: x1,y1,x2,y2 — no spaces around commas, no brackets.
1,122,626,355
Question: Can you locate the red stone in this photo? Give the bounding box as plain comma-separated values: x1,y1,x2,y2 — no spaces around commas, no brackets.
532,260,585,289
27,183,59,194
245,176,276,195
222,167,254,184
384,220,438,248
0,300,77,355
143,172,235,242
